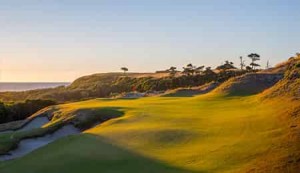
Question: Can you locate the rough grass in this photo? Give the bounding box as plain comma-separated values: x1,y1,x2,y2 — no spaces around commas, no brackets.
213,73,283,96
262,59,300,99
0,92,298,173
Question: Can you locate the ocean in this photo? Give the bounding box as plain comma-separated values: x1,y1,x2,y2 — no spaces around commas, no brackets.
0,82,70,92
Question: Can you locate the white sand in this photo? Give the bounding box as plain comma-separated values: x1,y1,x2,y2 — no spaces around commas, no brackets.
0,125,80,161
18,116,50,131
0,116,50,135
122,92,145,98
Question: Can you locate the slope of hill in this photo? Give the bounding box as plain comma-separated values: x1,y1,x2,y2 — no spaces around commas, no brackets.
213,73,283,96
263,56,298,74
213,55,300,97
262,56,300,99
243,56,300,172
68,72,169,90
0,70,244,103
0,73,151,102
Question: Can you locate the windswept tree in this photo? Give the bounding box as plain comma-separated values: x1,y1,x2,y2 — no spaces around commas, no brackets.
246,66,252,71
216,60,236,71
121,67,128,74
195,66,205,75
187,63,195,75
182,67,191,76
203,66,215,75
248,53,260,69
250,62,260,70
167,66,177,77
182,63,195,76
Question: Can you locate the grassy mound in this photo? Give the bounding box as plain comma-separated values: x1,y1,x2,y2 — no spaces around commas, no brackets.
213,73,283,96
0,93,298,172
162,82,218,97
262,57,300,99
263,56,299,74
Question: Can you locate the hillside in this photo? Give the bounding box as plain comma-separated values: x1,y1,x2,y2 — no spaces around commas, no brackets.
262,56,300,99
0,70,244,103
69,72,169,89
0,57,299,172
0,57,298,172
0,73,156,102
213,73,283,96
213,55,300,96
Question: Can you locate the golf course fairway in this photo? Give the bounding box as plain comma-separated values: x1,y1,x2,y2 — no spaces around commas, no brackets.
0,93,298,173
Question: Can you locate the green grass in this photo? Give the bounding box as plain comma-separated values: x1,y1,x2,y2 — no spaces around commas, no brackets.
0,106,125,155
0,93,297,173
0,125,62,154
0,134,189,173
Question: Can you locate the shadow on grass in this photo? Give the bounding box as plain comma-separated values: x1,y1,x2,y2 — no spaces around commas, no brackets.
222,90,264,97
71,107,126,130
95,98,141,101
161,82,220,98
0,133,203,173
161,90,206,97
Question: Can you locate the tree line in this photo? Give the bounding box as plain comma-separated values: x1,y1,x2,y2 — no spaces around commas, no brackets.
121,53,263,76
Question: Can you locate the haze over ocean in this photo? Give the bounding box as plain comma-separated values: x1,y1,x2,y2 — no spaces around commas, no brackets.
0,82,70,92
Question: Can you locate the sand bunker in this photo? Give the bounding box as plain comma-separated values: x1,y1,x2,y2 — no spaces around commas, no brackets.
119,92,146,98
0,125,80,161
18,116,50,131
0,116,49,135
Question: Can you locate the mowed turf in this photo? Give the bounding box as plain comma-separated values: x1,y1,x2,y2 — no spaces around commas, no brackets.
0,93,295,173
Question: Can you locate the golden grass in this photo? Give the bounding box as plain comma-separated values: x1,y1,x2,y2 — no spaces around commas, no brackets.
0,93,299,173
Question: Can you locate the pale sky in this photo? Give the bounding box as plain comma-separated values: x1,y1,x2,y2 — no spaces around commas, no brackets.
0,0,300,82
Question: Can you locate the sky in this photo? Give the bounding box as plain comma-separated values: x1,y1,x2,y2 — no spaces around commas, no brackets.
0,0,300,82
